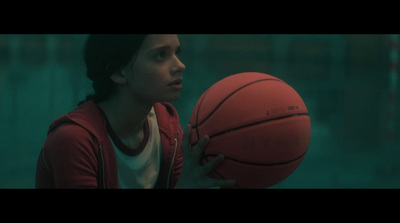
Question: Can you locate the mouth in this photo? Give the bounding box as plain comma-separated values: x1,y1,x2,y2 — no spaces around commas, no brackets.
168,78,183,89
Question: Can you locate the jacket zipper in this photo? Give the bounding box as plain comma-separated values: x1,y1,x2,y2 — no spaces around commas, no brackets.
99,144,106,189
166,131,180,188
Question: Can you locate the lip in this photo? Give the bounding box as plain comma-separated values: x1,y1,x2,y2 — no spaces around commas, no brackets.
168,78,183,89
169,78,183,85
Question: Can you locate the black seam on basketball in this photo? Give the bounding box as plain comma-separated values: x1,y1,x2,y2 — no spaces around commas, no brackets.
208,169,247,189
189,113,309,147
209,113,309,139
195,88,211,142
205,151,307,188
192,78,284,128
205,151,307,166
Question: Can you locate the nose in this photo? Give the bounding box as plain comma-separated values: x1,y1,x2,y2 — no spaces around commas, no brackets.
172,55,186,75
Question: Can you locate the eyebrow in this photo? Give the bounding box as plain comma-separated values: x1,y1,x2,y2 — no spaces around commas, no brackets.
147,45,181,55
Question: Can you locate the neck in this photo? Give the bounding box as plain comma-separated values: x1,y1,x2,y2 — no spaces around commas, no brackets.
97,93,152,140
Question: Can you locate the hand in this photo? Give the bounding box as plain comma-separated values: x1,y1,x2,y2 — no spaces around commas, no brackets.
174,124,236,189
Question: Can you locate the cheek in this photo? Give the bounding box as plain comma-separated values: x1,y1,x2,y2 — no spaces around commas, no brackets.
130,63,156,85
129,67,167,96
127,61,177,102
133,70,164,89
134,62,170,86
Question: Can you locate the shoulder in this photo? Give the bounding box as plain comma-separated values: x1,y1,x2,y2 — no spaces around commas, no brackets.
47,123,95,146
153,102,180,123
40,123,101,188
47,100,107,144
154,102,178,117
42,123,100,175
153,102,183,135
45,123,99,158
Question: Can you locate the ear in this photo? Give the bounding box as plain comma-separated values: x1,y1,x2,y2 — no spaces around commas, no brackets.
110,71,128,85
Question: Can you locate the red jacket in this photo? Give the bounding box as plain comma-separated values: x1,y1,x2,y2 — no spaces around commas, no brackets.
35,100,183,188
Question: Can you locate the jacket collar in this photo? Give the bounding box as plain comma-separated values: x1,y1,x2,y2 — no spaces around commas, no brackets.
48,100,181,144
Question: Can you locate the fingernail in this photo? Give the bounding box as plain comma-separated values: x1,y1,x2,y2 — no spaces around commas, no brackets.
200,135,209,141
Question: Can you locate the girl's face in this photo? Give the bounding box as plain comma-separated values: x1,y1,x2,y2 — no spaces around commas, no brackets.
122,34,186,105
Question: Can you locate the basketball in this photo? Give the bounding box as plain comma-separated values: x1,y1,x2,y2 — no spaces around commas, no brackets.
189,72,311,188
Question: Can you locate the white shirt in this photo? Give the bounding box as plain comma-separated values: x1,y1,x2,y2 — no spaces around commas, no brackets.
109,107,162,189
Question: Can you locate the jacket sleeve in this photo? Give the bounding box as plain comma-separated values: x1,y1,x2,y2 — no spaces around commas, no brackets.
41,124,100,188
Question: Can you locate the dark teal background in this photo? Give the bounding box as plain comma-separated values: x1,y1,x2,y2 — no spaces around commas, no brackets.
0,34,399,188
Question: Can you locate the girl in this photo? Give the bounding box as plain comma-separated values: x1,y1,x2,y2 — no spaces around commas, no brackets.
35,34,235,188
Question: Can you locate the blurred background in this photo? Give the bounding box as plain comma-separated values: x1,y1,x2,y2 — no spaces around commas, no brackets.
0,34,399,188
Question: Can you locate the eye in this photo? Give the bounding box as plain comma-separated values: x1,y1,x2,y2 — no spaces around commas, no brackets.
154,50,166,60
175,47,182,57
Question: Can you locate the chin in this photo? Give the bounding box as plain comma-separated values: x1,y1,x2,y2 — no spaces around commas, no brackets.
157,92,181,103
167,93,181,102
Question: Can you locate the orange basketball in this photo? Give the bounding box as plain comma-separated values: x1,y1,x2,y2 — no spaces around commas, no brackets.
189,72,311,188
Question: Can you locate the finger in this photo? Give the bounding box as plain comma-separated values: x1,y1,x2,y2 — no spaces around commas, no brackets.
192,135,209,159
202,154,224,174
212,178,236,188
181,124,192,158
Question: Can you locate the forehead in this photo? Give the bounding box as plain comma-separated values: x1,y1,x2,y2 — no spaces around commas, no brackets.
141,34,180,49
